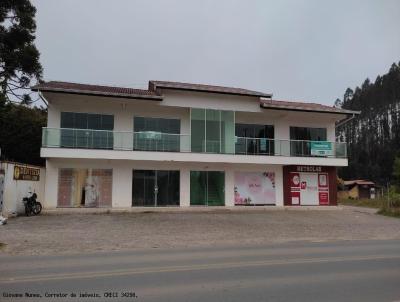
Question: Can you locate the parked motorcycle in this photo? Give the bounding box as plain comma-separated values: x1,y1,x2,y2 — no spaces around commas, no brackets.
23,191,42,216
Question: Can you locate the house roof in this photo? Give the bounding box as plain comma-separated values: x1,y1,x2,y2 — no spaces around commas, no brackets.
344,180,375,186
149,80,272,98
31,81,163,100
260,99,360,115
32,81,360,116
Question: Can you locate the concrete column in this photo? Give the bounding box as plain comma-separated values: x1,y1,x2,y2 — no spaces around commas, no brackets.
112,164,132,207
180,167,190,207
44,159,58,208
114,106,133,150
327,123,336,142
225,168,234,206
275,165,284,206
274,119,290,156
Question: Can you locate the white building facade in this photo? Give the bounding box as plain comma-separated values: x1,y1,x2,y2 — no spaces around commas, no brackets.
34,81,358,209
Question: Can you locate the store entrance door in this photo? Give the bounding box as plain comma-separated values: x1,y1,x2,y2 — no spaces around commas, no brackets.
300,173,319,205
190,171,225,206
132,170,180,207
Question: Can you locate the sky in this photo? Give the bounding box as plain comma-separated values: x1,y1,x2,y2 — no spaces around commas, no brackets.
32,0,400,105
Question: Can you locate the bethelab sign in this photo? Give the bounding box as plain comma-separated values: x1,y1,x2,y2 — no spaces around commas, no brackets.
310,141,333,156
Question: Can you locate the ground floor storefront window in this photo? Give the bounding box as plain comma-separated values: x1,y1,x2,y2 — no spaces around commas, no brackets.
234,172,276,205
58,169,112,207
132,170,179,206
190,171,225,206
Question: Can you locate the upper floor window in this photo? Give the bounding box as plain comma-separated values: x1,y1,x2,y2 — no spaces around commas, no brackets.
134,116,180,134
60,112,114,149
235,123,274,155
61,112,114,130
289,127,327,156
133,117,181,152
289,127,327,141
190,109,235,154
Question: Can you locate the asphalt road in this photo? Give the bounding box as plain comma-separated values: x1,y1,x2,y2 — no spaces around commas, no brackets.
1,240,400,302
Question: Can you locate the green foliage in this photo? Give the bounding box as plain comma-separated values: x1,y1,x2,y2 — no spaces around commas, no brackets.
376,186,400,218
0,0,42,104
0,101,46,165
338,197,384,209
393,156,400,190
336,62,400,185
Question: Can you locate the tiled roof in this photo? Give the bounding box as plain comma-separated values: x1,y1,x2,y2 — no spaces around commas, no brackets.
149,80,272,98
31,81,163,100
261,99,360,115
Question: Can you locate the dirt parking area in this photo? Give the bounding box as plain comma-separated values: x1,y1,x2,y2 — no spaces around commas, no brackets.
1,206,400,255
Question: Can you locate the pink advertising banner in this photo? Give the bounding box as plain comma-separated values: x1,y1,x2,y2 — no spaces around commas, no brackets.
234,172,276,205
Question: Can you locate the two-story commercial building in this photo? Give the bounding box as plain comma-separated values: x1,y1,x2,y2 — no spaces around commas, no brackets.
32,80,359,208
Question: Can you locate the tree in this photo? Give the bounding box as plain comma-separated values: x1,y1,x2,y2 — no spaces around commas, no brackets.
334,98,342,108
0,102,46,165
336,62,400,185
393,156,400,191
0,0,42,105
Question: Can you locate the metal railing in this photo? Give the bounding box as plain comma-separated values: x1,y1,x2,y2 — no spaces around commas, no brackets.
42,128,347,158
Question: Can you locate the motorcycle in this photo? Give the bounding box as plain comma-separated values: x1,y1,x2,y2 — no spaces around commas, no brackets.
23,191,42,216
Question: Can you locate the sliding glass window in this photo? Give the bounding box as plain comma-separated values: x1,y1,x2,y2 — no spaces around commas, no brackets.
289,127,327,156
190,108,235,154
60,112,114,149
134,117,181,151
235,124,274,155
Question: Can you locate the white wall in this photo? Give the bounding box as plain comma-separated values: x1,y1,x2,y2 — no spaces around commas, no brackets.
44,91,342,145
44,159,284,208
0,162,46,215
236,109,341,142
42,147,348,167
161,90,262,112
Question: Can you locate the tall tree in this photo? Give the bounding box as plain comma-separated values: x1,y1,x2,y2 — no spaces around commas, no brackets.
0,0,45,165
393,156,400,191
336,62,400,185
0,0,42,105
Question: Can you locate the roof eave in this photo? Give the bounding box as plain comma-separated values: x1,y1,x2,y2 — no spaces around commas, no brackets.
152,84,272,98
31,87,163,101
260,103,361,115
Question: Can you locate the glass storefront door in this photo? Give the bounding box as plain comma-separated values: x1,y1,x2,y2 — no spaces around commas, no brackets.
190,171,225,206
132,170,180,207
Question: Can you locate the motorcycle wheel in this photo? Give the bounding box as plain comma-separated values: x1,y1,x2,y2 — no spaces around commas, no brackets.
33,202,42,215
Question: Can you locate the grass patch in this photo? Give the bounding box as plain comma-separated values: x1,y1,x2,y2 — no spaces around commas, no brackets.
0,242,7,250
377,208,400,218
339,198,384,209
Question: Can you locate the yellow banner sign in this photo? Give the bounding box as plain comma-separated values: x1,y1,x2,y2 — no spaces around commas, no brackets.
13,165,40,181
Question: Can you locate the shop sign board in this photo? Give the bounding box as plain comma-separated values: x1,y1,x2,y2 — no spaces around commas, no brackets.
310,141,333,156
289,171,329,205
234,172,276,205
13,165,40,181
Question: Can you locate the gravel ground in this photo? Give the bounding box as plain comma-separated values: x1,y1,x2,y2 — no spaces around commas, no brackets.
1,206,400,255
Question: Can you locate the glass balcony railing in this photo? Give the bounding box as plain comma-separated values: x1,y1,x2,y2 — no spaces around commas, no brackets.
42,128,347,158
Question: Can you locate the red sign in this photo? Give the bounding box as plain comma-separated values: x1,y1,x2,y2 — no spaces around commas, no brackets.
319,192,329,205
300,181,307,190
290,173,300,188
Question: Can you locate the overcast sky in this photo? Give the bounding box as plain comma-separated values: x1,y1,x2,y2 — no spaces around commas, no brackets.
32,0,400,105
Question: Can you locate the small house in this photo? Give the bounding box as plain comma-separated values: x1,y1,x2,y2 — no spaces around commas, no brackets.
338,180,376,199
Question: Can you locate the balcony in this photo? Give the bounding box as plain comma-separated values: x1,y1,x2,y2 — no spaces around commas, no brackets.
42,128,347,158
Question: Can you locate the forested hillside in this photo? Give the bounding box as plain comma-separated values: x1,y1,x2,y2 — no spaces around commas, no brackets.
336,62,400,185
